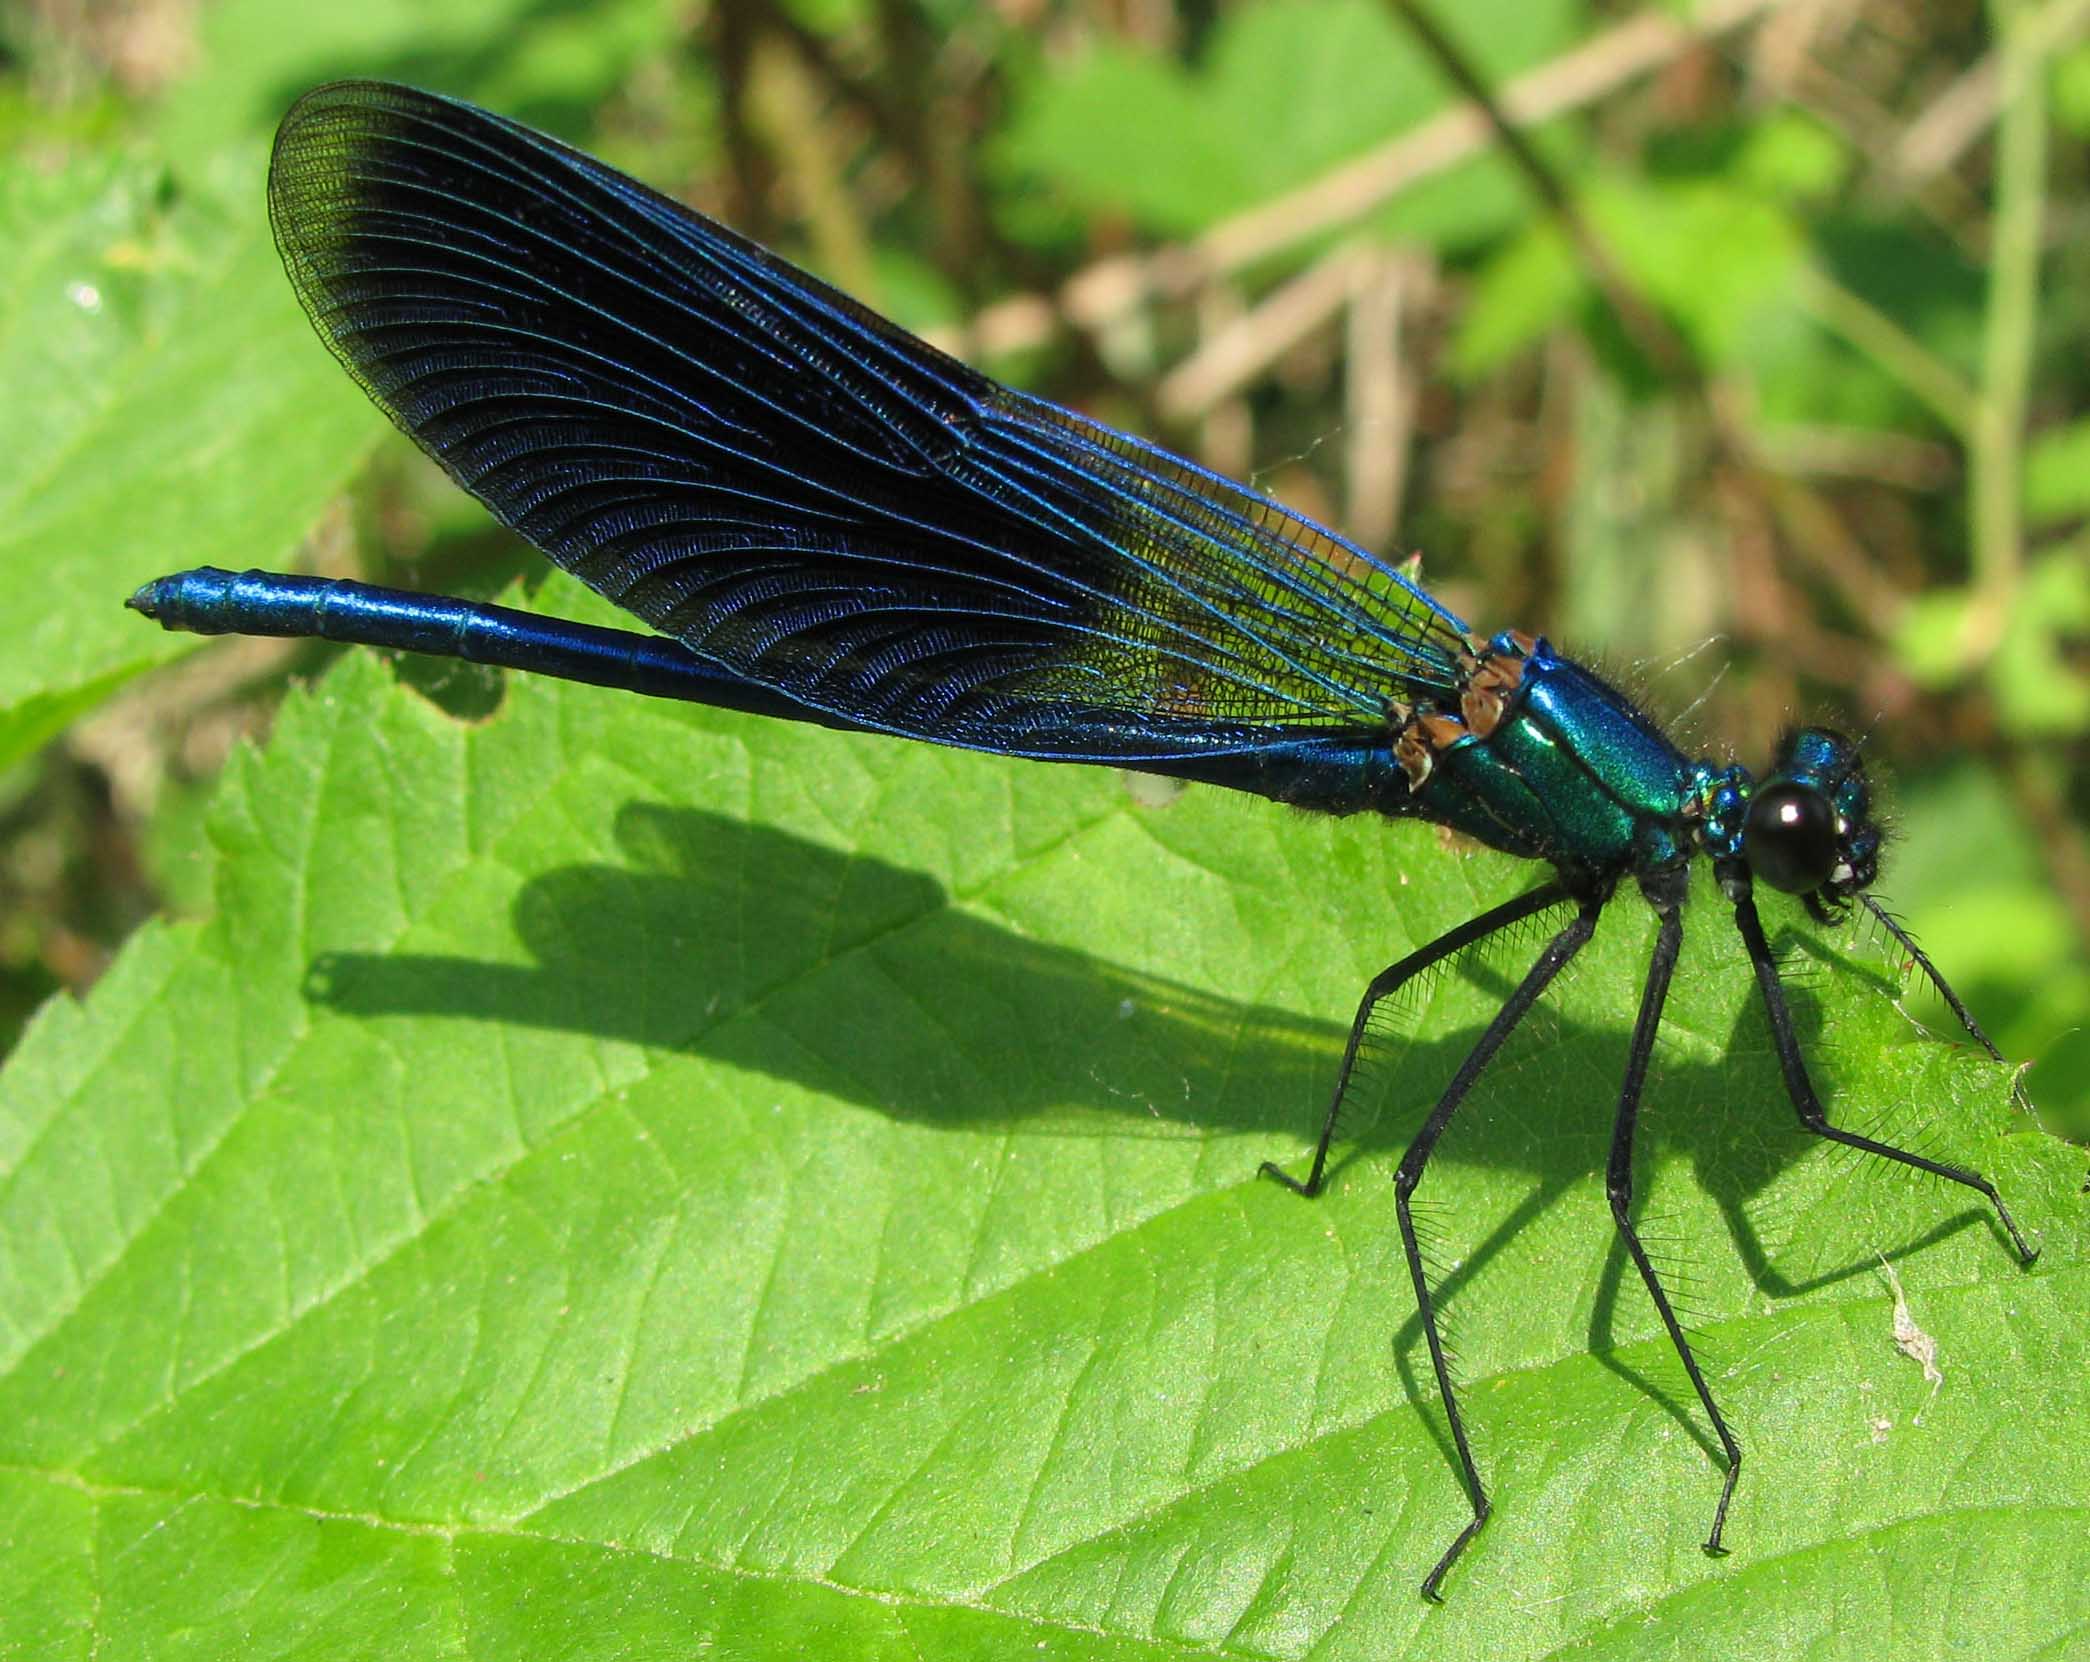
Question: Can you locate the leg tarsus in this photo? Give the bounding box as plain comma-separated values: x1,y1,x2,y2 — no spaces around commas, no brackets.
1256,1157,1320,1199
1732,888,2038,1265
1420,1498,1489,1603
1802,1115,2040,1265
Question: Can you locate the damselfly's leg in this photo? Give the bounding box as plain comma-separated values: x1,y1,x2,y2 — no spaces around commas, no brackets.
1606,898,1742,1554
1731,887,2037,1264
1856,894,2011,1066
1259,881,1573,1198
1859,893,2039,1114
1395,900,1602,1601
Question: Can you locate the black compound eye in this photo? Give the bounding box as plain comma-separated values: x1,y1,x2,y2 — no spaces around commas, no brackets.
1744,781,1839,893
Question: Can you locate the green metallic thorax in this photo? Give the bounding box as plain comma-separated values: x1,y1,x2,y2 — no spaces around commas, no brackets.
1397,635,1697,880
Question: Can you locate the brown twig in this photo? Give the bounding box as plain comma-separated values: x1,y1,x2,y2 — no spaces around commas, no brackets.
1345,249,1425,550
1895,0,2090,184
1383,0,1698,386
710,0,784,240
1154,246,1373,422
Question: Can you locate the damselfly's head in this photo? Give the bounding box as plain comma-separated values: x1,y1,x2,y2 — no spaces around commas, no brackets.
1742,728,1880,915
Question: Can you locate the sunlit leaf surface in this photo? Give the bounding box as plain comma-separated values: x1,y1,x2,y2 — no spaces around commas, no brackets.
2,592,2081,1659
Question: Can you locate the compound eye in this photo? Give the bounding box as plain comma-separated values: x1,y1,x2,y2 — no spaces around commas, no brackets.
1743,781,1839,894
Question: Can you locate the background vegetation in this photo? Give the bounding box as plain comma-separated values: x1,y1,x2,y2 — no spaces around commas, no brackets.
1,1,2085,1657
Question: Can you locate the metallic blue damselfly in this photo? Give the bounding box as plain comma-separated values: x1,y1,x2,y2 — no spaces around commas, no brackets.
129,81,2035,1599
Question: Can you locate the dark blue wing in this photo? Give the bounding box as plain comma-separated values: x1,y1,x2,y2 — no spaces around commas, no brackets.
268,80,1470,765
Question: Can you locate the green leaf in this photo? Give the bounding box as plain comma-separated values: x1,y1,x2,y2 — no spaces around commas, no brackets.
152,0,686,156
1730,109,1849,202
2024,417,2090,523
1450,223,1580,381
2052,41,2090,138
1594,177,1806,365
0,150,381,772
1988,548,2090,737
2,598,2082,1657
1893,585,1981,687
1452,175,1807,383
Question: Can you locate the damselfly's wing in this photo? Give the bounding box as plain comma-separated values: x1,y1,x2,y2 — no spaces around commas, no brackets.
270,81,1469,765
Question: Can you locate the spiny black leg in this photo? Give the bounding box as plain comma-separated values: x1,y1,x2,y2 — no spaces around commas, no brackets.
1259,880,1573,1198
1396,900,1602,1601
1858,897,2037,1124
1732,888,2038,1264
1856,895,2009,1065
1606,901,1742,1555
